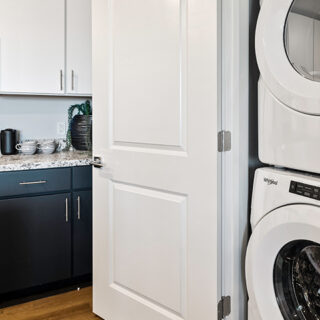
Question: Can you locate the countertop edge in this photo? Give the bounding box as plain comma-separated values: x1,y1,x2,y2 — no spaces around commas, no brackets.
0,152,92,172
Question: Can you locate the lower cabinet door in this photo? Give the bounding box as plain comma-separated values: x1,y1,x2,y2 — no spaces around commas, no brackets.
0,193,71,294
73,190,92,277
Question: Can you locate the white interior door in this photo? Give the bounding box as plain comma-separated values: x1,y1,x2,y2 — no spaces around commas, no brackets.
92,0,221,319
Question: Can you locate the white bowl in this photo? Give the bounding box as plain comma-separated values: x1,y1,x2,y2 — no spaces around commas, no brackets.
41,139,56,146
42,139,55,143
22,140,38,146
36,139,58,154
16,143,37,154
40,147,56,154
19,146,37,155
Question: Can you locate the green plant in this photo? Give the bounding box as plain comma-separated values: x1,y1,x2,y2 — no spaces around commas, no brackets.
66,100,92,149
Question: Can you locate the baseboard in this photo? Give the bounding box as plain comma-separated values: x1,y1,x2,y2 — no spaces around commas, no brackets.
0,274,92,309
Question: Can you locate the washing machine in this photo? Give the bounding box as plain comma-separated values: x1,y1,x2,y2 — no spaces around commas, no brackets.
257,0,320,174
246,167,320,320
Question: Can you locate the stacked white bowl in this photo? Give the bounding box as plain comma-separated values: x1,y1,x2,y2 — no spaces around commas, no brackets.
16,140,38,155
37,139,58,154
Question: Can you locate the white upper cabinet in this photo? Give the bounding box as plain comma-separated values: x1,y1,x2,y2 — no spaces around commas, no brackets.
0,0,65,94
66,0,92,95
0,0,92,96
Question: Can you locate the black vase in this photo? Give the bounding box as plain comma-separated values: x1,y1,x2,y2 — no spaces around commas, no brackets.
70,115,92,151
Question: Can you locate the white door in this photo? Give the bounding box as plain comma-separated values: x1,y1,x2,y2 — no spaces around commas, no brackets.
66,0,92,95
92,0,221,319
0,0,65,94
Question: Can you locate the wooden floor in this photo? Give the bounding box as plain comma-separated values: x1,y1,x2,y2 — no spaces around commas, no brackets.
0,287,101,320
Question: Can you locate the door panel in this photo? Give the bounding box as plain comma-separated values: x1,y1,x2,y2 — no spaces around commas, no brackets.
315,20,320,74
0,194,71,294
0,0,65,94
93,0,221,319
112,0,184,147
112,183,186,315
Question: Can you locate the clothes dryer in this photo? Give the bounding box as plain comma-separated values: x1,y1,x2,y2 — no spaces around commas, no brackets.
257,0,320,173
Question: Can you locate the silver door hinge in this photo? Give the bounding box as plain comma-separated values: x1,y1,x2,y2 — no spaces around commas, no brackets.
218,131,231,152
218,296,231,320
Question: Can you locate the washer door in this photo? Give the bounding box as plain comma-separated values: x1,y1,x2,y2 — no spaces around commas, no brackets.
246,204,320,319
256,0,320,115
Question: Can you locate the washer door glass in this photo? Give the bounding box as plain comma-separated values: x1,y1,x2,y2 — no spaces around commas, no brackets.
274,240,320,319
285,0,320,81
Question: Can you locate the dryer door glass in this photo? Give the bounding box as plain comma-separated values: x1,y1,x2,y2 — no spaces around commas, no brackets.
274,240,320,319
285,0,320,82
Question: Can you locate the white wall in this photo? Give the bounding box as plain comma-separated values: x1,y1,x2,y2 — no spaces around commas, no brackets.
0,95,90,141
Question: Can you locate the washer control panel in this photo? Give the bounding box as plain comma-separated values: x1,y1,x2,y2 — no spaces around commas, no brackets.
289,181,320,200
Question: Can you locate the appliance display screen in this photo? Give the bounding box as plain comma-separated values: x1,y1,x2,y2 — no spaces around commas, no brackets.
289,181,320,200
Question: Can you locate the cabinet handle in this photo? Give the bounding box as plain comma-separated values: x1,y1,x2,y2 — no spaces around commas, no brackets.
60,70,63,91
77,196,81,220
65,198,69,222
19,180,47,185
72,70,75,91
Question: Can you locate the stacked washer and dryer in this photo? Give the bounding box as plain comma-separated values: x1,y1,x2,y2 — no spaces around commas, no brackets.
246,0,320,319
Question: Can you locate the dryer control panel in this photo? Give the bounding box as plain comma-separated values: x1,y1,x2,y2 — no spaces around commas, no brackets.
290,181,320,200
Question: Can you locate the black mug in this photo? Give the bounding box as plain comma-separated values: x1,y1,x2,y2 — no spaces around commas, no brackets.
1,129,17,155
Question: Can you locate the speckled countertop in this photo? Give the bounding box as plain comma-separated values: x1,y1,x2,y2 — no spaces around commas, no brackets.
0,151,92,172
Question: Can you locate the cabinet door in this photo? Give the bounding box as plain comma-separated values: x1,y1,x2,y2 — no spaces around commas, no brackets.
66,0,92,95
0,0,65,94
0,193,71,294
73,190,92,277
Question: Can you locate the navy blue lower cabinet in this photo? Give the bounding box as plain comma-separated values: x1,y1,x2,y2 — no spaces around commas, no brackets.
0,166,92,296
0,193,72,294
72,190,92,277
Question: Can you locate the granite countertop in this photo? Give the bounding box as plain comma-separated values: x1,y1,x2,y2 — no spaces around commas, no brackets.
0,151,92,172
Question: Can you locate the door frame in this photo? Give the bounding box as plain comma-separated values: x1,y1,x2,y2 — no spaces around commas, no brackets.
221,0,250,319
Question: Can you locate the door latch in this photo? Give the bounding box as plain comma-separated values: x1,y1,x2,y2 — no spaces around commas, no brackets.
91,156,103,168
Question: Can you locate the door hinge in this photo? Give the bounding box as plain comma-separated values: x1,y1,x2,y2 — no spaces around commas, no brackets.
218,131,231,152
218,296,231,320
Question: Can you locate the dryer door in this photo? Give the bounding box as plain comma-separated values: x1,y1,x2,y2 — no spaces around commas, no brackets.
256,0,320,115
246,204,320,320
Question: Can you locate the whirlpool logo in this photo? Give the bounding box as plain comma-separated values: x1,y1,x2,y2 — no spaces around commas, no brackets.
264,177,278,186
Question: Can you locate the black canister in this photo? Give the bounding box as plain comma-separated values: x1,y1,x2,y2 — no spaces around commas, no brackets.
1,129,17,155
